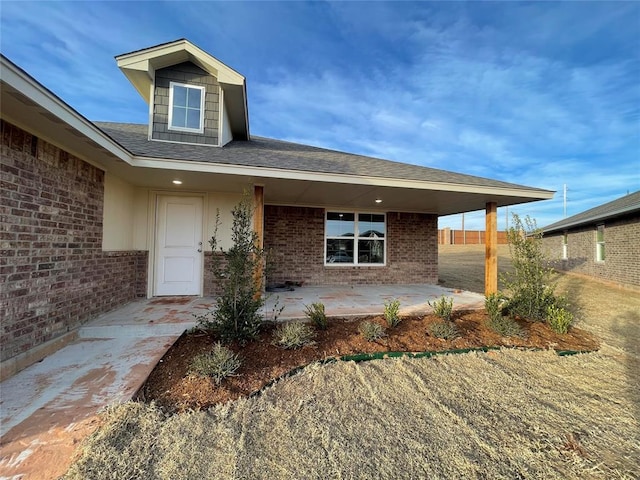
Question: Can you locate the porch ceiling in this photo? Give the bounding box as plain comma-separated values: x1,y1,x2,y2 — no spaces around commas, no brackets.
98,161,549,216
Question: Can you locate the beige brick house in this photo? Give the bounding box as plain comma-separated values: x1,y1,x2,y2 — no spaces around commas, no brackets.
1,39,553,371
542,191,640,288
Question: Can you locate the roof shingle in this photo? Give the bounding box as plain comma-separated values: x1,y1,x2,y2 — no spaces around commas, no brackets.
95,122,546,192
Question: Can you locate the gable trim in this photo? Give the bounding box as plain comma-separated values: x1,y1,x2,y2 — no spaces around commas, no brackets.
116,39,249,141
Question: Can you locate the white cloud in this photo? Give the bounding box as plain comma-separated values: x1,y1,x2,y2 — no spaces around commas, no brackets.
1,1,637,230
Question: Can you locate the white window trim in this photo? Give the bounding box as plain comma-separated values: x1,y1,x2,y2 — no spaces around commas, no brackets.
596,224,605,262
324,210,387,266
168,81,205,134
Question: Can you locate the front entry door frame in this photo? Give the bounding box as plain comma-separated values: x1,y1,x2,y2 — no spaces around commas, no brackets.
148,191,206,297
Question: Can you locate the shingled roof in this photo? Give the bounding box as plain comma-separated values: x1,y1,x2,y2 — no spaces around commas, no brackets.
542,190,640,233
95,121,545,192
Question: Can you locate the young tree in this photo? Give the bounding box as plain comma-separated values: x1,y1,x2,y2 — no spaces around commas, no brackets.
199,191,265,343
501,214,558,321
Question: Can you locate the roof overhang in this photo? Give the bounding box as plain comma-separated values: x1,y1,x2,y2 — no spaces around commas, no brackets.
542,204,640,234
115,39,249,140
0,55,132,169
110,156,554,215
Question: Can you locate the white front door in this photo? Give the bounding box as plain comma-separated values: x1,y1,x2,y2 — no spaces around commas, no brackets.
155,195,203,296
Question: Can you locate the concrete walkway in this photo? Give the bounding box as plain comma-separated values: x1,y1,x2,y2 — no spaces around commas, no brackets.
0,284,483,479
264,284,484,320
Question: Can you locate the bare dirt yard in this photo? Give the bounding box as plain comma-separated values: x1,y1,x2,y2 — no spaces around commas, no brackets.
63,245,640,479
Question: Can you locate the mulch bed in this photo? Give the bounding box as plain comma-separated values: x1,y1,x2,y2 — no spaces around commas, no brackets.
138,310,599,411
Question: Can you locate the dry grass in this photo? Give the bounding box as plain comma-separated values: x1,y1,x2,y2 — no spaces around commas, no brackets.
63,245,640,479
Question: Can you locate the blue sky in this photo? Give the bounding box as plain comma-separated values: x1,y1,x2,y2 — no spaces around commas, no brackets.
1,1,638,230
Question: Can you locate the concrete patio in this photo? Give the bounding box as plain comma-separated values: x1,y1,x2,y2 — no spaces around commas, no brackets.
0,284,483,479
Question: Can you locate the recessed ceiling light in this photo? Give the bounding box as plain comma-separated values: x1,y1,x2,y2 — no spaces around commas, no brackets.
172,180,182,185
375,198,382,203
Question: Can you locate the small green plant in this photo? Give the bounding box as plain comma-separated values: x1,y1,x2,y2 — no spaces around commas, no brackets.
485,293,522,336
487,315,524,337
189,343,241,385
383,299,402,328
484,293,504,322
547,304,573,334
428,321,459,340
304,302,328,330
429,295,454,321
359,321,386,342
273,321,316,349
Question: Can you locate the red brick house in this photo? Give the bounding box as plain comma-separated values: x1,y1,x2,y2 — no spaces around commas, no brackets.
1,39,552,374
542,191,640,288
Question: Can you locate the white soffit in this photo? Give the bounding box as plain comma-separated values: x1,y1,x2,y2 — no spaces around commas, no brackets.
0,56,131,166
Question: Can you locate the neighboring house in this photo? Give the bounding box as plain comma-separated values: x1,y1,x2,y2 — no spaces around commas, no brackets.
0,39,553,375
541,191,640,288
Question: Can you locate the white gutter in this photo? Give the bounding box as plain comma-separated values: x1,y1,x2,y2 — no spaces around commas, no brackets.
131,155,554,199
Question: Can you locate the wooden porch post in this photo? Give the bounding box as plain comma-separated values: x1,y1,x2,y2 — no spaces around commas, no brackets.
485,202,498,296
253,185,265,293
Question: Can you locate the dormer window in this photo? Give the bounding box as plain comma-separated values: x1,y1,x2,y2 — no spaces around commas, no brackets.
168,82,205,133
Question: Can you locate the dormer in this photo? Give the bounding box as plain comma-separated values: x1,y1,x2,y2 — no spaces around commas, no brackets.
115,39,249,146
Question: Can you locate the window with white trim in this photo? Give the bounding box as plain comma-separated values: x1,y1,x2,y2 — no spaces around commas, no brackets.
562,232,568,260
325,212,385,265
168,82,205,133
596,224,605,262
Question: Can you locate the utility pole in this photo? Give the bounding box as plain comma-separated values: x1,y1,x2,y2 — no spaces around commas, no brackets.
563,184,567,218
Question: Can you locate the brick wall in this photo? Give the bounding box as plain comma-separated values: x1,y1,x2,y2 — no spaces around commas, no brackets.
203,252,226,296
1,121,147,362
263,206,438,286
543,214,640,287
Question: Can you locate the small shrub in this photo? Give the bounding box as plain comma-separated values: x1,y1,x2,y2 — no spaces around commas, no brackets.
359,321,386,342
487,315,524,338
273,321,316,349
547,304,573,334
429,296,454,321
383,299,402,328
304,302,328,330
428,320,459,340
189,343,241,385
484,293,504,322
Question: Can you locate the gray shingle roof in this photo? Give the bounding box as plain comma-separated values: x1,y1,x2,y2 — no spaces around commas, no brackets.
542,190,640,233
94,122,547,192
